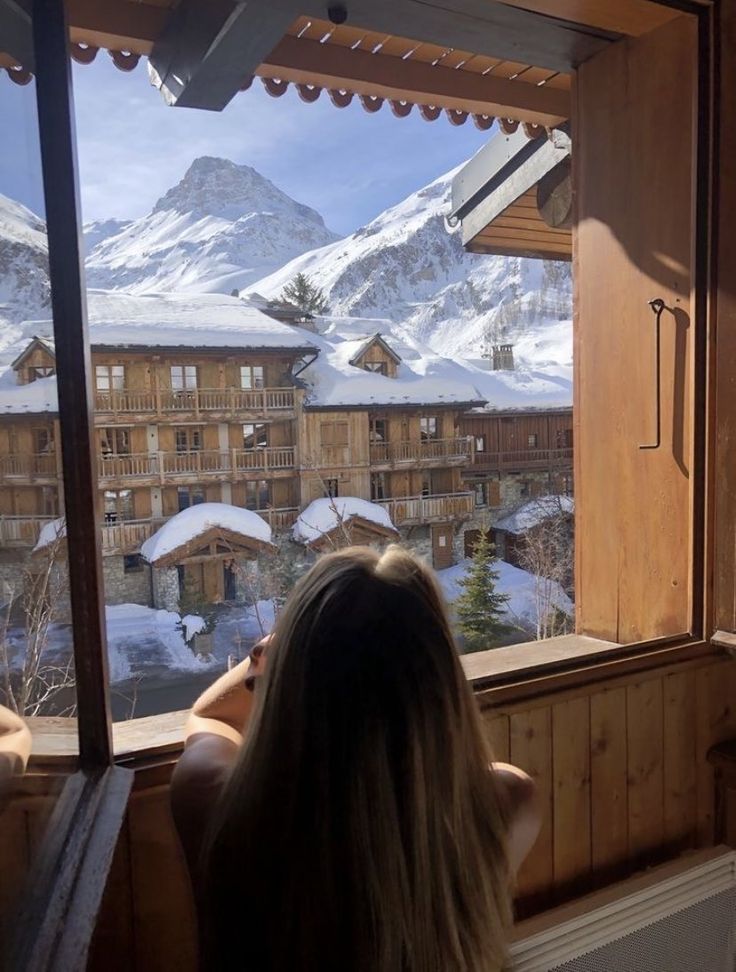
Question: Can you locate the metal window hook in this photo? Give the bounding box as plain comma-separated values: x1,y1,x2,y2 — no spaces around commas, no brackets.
640,298,666,450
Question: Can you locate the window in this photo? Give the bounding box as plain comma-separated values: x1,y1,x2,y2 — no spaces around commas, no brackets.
124,554,143,573
519,481,530,499
474,482,487,507
176,427,202,452
420,416,438,440
370,472,386,501
33,427,54,455
41,486,58,516
528,433,538,448
100,428,130,456
475,435,486,453
171,365,198,391
320,421,349,447
369,417,388,443
104,489,134,522
177,486,205,511
324,478,339,499
243,423,268,449
95,364,125,391
421,473,432,497
240,365,265,389
28,365,55,382
364,361,387,375
557,428,574,449
245,479,270,510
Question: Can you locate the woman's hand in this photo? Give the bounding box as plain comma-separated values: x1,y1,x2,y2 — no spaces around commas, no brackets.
244,633,272,693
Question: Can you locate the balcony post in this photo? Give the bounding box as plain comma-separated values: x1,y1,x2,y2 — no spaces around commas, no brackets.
157,451,165,486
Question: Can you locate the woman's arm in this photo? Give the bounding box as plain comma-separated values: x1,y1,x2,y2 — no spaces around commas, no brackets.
0,705,32,800
491,762,542,874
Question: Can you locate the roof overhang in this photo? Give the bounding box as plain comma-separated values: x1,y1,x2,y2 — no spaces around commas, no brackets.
305,515,399,551
303,399,487,412
450,125,572,260
10,336,56,370
143,524,275,568
89,344,317,357
348,333,402,368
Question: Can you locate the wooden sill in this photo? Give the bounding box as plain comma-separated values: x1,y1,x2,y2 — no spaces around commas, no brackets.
25,635,725,767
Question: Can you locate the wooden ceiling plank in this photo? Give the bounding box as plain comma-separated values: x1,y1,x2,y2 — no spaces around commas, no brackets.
469,240,571,260
497,0,682,37
262,34,570,125
264,0,616,73
66,0,169,55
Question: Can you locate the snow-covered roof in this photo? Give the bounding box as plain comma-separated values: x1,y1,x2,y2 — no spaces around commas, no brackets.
495,495,574,535
0,369,58,415
141,503,273,564
293,497,397,546
21,291,319,352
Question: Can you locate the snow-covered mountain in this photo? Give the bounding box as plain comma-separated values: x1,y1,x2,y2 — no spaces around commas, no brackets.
0,194,50,350
83,217,132,256
243,166,572,363
84,157,340,295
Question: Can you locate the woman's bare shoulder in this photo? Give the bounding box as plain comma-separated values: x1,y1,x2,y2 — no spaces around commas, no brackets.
491,762,541,873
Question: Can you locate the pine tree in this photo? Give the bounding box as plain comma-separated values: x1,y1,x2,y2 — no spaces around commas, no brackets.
455,531,512,653
280,273,329,316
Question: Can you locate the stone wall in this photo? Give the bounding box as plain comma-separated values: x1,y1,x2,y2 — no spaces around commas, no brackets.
103,556,152,607
152,566,179,612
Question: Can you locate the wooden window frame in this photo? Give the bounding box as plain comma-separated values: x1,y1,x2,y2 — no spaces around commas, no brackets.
364,360,387,375
177,485,206,511
170,363,198,391
95,364,124,392
245,478,271,510
243,422,268,449
240,364,264,389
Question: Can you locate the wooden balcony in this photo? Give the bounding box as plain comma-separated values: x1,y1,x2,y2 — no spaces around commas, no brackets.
471,446,573,472
94,386,296,421
97,448,296,485
0,454,58,485
370,436,473,469
376,491,474,526
0,515,55,547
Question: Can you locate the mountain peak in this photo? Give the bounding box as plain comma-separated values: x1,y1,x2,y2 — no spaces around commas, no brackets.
151,156,327,227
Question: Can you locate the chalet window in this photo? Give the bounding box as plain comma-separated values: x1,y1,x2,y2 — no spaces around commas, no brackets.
421,473,432,497
177,486,205,511
8,428,17,454
99,428,130,456
420,416,438,441
28,365,55,382
240,365,264,389
245,480,270,510
176,427,202,452
519,481,530,499
124,554,143,573
324,478,339,499
95,364,124,391
528,434,538,448
474,482,487,507
41,486,58,516
557,428,573,449
243,423,268,449
370,472,386,501
369,417,388,443
320,421,349,447
33,427,54,455
475,435,486,452
364,361,387,375
171,365,198,391
104,489,134,522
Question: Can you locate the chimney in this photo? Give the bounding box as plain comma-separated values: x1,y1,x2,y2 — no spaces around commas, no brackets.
492,344,515,371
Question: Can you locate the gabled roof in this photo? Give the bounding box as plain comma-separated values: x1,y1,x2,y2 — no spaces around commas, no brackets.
10,336,56,371
348,333,402,368
293,497,398,549
495,495,574,536
140,503,276,567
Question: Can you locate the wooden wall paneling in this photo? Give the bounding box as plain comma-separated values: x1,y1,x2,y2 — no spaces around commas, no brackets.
589,686,628,878
695,661,736,845
87,823,135,972
573,16,696,642
484,711,511,762
509,707,553,908
0,799,31,942
662,669,697,851
551,697,591,896
626,678,664,864
127,784,197,971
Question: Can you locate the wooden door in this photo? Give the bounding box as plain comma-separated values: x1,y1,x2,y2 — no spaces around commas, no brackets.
203,560,224,603
432,524,454,570
574,15,697,643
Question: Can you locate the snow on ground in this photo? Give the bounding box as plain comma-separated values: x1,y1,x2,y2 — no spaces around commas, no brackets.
181,614,206,641
495,495,575,535
104,604,210,682
293,497,397,545
141,502,273,563
436,558,573,635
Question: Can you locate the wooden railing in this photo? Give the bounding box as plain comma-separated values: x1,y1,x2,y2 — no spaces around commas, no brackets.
0,515,55,546
0,454,58,482
369,437,472,465
101,518,159,552
97,448,296,482
255,507,299,529
473,447,573,470
94,387,295,416
377,491,474,525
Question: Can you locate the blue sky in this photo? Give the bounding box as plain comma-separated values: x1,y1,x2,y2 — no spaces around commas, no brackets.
1,56,492,236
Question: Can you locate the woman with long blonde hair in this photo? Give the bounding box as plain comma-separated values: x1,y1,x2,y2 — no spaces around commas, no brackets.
172,545,539,971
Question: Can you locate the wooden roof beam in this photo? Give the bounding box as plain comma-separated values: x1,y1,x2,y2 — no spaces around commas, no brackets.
148,0,301,110
262,35,570,127
265,0,617,73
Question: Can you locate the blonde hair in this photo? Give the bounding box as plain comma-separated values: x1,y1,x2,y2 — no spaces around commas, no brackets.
202,546,511,971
